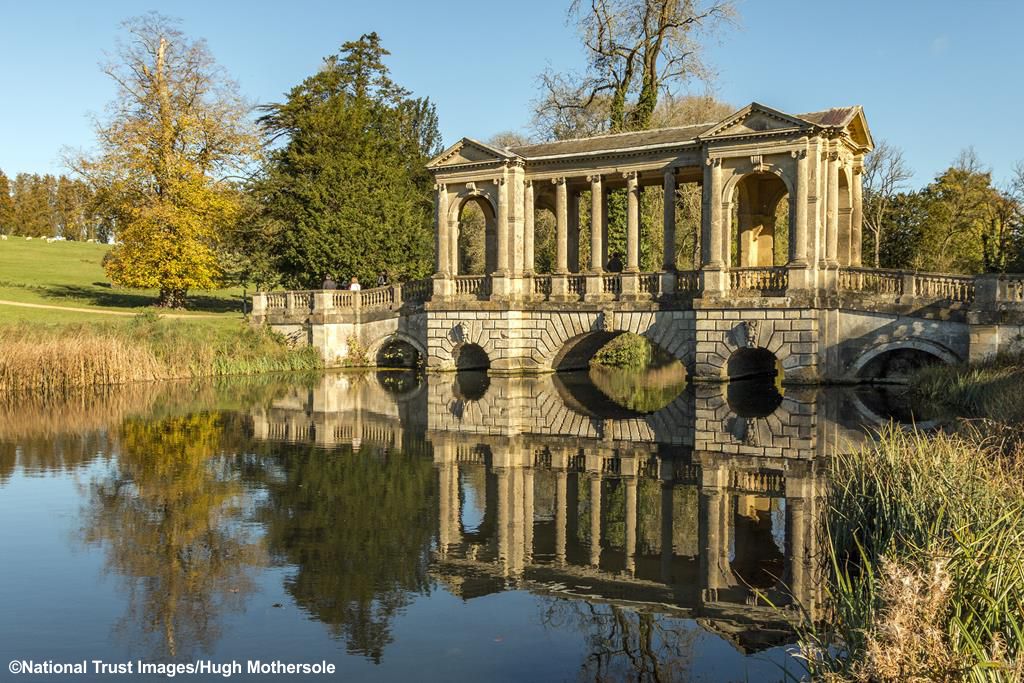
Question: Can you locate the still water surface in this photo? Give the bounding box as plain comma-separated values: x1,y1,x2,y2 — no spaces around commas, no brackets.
0,369,914,681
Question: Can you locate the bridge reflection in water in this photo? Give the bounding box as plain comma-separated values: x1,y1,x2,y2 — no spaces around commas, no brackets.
250,370,889,652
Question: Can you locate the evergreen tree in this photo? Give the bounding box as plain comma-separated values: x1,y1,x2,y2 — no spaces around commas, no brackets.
0,171,13,235
255,33,441,288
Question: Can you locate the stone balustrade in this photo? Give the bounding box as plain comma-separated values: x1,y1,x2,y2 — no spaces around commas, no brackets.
251,278,432,321
255,268,1024,323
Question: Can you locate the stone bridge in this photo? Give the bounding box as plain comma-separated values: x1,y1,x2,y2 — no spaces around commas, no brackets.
252,102,1024,382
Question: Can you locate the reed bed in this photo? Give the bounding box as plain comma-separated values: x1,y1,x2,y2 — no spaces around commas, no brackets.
912,351,1024,423
0,315,322,396
806,425,1024,681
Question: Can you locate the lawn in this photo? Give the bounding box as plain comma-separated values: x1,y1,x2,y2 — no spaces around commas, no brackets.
0,237,249,325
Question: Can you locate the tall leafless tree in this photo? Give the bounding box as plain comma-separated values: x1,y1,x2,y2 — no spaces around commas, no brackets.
534,0,735,140
863,140,913,268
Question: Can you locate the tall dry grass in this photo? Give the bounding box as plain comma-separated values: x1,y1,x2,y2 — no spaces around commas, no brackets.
0,315,322,396
805,425,1024,682
912,351,1024,423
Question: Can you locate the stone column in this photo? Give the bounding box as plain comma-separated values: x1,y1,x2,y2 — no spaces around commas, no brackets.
660,480,674,583
851,161,864,267
555,469,567,565
523,466,534,566
590,473,602,567
496,467,510,577
700,488,723,601
701,157,726,295
826,151,840,268
625,171,640,272
663,169,677,271
449,214,459,276
435,183,449,275
787,149,811,294
437,462,452,557
589,175,604,272
786,496,808,610
624,476,638,576
553,178,569,274
495,176,509,275
523,180,535,274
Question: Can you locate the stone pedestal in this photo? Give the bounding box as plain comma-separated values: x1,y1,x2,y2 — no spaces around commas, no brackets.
583,273,608,303
550,274,572,302
490,273,513,301
431,274,453,301
619,272,640,301
700,267,728,298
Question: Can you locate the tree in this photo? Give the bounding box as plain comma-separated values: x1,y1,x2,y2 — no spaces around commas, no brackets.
69,13,259,307
11,173,55,237
862,140,912,268
534,0,735,138
255,33,441,289
0,171,14,235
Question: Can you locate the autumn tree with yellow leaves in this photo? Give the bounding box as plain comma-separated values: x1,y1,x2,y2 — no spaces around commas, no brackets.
70,13,259,308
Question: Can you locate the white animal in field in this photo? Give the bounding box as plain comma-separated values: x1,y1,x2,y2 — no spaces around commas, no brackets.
25,236,32,241
0,235,7,240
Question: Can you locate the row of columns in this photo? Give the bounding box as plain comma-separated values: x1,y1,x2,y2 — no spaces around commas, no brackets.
435,456,817,610
436,147,864,285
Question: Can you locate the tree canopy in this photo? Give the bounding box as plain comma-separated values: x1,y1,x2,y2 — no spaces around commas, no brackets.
70,13,259,307
252,33,441,289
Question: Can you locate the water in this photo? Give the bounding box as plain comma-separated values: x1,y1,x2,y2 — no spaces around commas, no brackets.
0,370,917,682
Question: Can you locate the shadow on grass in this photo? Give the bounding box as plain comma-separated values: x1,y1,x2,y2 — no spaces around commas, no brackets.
39,283,245,314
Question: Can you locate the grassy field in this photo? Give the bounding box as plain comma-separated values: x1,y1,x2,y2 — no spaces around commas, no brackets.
0,237,247,323
0,237,322,390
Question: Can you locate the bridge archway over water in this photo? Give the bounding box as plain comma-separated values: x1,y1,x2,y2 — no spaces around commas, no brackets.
726,347,780,381
454,343,490,371
851,340,958,382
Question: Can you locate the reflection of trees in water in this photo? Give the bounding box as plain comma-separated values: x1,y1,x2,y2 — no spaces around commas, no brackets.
83,412,264,659
252,441,437,663
587,363,687,414
540,598,698,682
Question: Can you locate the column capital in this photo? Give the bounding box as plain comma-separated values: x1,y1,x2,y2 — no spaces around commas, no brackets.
705,157,722,168
622,170,639,181
827,151,841,162
492,176,506,186
434,182,447,191
587,173,602,184
789,149,807,160
551,176,566,186
523,178,533,187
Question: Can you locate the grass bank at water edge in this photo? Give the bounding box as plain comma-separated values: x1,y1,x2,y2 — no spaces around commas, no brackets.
0,313,322,395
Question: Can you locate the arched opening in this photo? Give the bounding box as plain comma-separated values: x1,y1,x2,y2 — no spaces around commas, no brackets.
837,168,852,265
455,196,496,275
454,343,490,371
730,172,790,268
552,331,623,372
856,346,947,383
726,347,779,382
532,194,558,273
375,338,420,369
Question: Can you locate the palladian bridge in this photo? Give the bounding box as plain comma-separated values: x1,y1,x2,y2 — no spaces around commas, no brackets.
252,102,1024,381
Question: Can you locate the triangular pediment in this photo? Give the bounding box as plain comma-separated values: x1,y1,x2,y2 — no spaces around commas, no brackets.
428,138,520,169
699,103,812,140
845,108,873,151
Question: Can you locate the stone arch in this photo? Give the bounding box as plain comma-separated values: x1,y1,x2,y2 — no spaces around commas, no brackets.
726,346,779,381
726,169,793,268
453,342,490,371
450,189,498,275
550,330,624,371
850,339,959,383
367,332,427,368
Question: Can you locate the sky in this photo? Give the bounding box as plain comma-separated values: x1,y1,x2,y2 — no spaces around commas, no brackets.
2,0,1023,187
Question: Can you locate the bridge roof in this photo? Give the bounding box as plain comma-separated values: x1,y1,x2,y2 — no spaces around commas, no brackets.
506,104,865,160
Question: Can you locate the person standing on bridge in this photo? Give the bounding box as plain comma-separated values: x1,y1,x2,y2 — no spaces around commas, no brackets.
349,276,361,291
321,274,336,290
376,270,389,287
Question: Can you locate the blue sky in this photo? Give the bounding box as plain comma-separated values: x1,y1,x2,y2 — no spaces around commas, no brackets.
2,0,1022,187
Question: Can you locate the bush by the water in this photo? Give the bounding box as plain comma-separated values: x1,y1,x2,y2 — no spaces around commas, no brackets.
807,425,1024,681
911,350,1024,423
0,314,322,395
591,333,653,369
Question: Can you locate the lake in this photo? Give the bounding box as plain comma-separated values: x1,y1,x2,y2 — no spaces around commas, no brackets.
0,369,917,682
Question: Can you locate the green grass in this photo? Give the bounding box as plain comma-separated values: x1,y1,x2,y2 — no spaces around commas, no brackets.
912,351,1024,423
0,237,247,319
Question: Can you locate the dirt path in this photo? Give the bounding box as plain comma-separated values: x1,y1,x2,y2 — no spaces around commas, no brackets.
0,299,223,319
